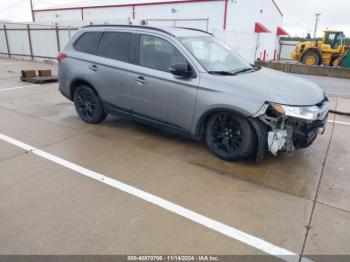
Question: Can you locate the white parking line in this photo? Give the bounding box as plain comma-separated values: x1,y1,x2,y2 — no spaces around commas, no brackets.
0,84,40,92
328,119,350,126
0,132,307,262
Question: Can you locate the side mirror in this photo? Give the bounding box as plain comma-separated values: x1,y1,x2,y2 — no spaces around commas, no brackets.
169,62,192,77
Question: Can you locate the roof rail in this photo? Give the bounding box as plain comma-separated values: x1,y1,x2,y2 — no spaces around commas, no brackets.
81,24,175,37
176,27,213,35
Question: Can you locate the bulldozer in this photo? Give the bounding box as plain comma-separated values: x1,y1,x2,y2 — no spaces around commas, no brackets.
291,30,350,67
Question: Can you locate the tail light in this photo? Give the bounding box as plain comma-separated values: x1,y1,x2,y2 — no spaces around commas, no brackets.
57,52,67,63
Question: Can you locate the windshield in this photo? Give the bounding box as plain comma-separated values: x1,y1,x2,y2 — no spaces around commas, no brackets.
178,36,252,73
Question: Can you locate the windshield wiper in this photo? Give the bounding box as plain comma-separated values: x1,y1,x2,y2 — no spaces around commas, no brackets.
231,67,256,75
208,66,261,76
208,71,235,76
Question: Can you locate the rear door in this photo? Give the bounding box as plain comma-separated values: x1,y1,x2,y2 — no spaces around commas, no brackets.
131,33,199,132
92,31,136,113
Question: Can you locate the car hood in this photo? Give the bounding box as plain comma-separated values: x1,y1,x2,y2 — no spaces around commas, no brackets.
209,67,325,106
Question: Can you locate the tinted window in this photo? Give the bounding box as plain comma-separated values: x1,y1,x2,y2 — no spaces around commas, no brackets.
140,35,187,72
74,32,101,54
97,32,132,62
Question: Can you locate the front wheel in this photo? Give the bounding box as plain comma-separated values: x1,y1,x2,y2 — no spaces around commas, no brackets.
74,85,107,124
205,112,255,161
302,51,320,65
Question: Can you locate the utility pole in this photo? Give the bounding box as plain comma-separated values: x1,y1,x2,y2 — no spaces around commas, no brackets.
30,0,35,22
313,13,321,38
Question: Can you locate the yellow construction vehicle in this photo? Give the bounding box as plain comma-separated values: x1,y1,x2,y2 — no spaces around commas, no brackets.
291,30,349,66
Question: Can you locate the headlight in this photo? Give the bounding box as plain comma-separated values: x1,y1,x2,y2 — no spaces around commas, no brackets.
270,103,327,121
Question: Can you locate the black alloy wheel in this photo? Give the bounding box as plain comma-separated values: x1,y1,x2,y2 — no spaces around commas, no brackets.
205,112,255,161
74,85,107,124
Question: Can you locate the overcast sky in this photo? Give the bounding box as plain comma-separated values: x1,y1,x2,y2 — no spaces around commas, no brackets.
0,0,349,37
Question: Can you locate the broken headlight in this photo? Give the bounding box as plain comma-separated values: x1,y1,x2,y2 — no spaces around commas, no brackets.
270,103,328,121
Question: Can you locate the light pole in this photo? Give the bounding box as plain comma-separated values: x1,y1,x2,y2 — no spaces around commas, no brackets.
30,0,35,22
313,13,321,38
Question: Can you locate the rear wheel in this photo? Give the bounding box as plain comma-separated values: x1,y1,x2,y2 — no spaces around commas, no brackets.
74,85,107,124
302,51,320,65
205,112,255,161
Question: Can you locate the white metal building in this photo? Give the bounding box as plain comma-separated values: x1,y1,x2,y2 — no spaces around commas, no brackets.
31,0,288,62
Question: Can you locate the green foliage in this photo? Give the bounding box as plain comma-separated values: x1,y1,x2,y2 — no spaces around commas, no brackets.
280,36,304,41
280,36,320,42
280,37,350,45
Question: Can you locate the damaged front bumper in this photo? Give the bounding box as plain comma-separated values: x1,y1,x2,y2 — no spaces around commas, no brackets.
254,99,329,156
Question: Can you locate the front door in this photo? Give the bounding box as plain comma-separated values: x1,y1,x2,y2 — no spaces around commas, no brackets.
132,34,199,132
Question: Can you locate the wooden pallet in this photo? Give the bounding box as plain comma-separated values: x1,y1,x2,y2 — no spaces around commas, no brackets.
20,75,58,84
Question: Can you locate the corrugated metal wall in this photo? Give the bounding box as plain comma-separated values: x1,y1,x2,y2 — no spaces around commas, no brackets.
29,0,283,63
0,21,286,63
279,40,297,60
0,22,79,60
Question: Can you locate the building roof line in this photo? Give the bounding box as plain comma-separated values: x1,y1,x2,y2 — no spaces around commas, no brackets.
32,0,224,12
32,0,283,18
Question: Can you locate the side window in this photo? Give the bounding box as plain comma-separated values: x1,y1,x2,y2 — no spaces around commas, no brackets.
140,35,187,72
324,33,336,45
97,32,132,62
74,32,101,55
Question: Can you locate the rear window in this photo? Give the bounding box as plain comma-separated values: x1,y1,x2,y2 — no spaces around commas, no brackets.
97,32,132,63
74,32,101,55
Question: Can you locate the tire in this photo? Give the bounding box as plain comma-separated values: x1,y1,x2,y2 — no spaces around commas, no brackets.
302,51,320,65
205,112,255,161
74,85,107,124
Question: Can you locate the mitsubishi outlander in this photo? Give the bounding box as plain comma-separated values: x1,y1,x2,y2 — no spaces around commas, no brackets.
58,25,329,162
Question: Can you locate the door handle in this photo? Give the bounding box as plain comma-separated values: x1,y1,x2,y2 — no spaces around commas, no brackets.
88,64,99,72
134,76,148,84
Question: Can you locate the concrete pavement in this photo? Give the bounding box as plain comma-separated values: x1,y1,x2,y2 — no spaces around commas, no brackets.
1,58,350,260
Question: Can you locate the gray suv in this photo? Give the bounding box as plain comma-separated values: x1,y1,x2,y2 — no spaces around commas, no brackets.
58,25,329,162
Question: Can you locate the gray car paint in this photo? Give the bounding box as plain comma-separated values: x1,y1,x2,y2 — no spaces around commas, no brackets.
58,26,326,137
